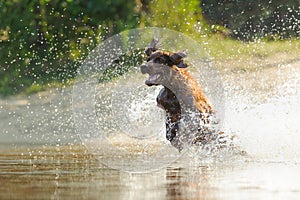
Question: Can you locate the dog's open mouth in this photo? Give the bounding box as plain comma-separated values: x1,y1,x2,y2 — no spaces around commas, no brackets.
145,73,162,86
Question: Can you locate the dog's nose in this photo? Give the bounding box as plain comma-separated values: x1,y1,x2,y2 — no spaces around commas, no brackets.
140,64,148,74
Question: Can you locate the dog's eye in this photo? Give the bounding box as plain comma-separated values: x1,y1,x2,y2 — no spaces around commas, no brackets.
155,57,165,63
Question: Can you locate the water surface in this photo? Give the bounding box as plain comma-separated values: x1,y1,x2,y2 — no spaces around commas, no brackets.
1,144,300,200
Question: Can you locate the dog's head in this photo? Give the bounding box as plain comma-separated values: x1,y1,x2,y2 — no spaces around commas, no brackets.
140,38,188,87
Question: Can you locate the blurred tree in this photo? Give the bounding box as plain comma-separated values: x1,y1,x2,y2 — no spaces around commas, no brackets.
1,0,299,96
140,0,209,35
0,0,139,96
201,0,300,40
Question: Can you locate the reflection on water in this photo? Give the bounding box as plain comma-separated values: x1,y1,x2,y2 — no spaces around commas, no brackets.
1,144,300,200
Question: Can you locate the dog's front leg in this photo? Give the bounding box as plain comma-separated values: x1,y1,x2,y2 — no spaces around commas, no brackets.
166,115,179,141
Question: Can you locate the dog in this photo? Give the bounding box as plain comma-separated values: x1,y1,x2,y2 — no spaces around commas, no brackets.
140,38,221,151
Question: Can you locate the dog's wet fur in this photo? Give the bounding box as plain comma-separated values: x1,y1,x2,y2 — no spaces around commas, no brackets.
140,38,229,151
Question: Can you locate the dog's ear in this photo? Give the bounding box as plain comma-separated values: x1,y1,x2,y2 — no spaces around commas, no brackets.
170,52,187,64
145,37,160,56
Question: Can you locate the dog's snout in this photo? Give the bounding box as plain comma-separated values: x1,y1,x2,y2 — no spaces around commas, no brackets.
140,64,148,74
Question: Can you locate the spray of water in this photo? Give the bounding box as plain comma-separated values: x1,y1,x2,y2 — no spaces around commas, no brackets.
72,27,225,172
223,62,300,162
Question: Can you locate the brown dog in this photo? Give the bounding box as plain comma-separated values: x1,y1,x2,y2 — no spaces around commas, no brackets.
140,38,217,151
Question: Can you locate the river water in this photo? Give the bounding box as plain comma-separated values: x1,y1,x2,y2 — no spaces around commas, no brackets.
1,144,300,200
0,61,299,199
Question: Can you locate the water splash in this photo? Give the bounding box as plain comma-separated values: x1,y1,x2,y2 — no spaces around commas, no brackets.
224,62,300,162
72,27,225,172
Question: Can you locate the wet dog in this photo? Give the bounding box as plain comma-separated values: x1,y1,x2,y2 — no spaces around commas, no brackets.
140,38,219,151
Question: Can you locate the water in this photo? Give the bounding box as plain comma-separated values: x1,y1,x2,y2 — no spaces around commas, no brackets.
1,44,300,199
1,146,300,199
224,62,300,162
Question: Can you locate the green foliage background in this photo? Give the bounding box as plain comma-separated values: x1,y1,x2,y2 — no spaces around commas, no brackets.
201,0,300,40
0,0,299,96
